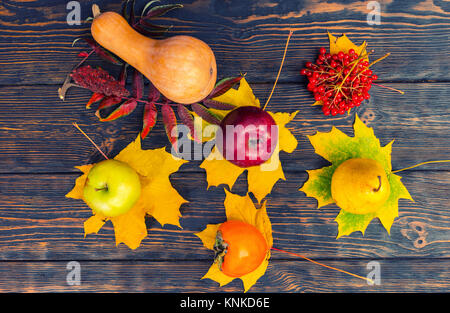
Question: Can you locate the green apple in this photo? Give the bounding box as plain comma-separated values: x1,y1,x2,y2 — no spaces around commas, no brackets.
83,159,141,217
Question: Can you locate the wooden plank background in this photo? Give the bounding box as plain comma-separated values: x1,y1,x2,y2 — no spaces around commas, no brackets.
0,0,449,293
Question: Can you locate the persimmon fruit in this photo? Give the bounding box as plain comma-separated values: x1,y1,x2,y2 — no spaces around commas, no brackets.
214,220,269,277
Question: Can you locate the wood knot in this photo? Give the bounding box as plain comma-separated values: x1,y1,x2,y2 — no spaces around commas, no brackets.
400,221,428,249
360,109,376,125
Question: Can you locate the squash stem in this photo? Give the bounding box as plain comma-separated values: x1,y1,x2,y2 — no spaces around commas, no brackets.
92,4,101,18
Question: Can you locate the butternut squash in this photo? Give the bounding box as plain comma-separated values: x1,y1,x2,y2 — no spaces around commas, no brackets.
91,9,217,104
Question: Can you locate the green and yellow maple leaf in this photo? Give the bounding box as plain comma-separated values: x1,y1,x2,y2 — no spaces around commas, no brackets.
299,114,413,238
66,135,188,249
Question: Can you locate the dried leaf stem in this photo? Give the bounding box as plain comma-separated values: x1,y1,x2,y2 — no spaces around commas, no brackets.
372,83,405,95
271,247,374,284
72,122,109,160
392,160,450,173
263,30,293,111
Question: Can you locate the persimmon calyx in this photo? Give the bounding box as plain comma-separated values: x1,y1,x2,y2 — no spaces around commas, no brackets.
213,230,228,269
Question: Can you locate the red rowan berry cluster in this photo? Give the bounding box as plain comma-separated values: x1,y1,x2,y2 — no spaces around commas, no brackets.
300,47,378,116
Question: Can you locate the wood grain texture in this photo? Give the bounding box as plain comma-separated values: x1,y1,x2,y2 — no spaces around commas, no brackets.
0,259,448,292
0,82,449,173
0,170,448,261
0,0,449,85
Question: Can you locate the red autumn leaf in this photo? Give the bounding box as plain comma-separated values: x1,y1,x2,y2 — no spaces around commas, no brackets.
141,101,157,140
140,20,172,32
161,104,178,150
132,69,144,100
203,99,236,110
207,75,243,99
118,63,129,86
177,104,198,142
98,98,138,122
191,103,221,125
95,96,123,117
78,51,90,58
84,37,123,65
128,0,136,25
95,96,123,119
86,92,105,109
141,83,160,140
143,4,183,19
148,82,160,102
121,0,129,19
133,25,167,38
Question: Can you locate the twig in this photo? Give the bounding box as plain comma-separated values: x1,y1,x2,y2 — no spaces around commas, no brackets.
72,122,109,160
263,30,294,111
392,160,450,173
372,83,404,95
271,247,374,284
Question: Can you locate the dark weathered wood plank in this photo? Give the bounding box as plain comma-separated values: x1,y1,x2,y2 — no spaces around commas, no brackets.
0,258,448,292
1,0,449,294
0,0,449,85
0,170,448,261
0,83,448,173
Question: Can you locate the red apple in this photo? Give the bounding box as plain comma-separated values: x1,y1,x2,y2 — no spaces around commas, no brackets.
216,106,278,167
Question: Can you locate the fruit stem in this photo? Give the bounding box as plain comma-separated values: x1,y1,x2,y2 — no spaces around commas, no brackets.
270,247,374,284
373,176,382,192
392,160,450,173
262,30,294,111
72,122,109,160
336,47,371,91
95,185,108,192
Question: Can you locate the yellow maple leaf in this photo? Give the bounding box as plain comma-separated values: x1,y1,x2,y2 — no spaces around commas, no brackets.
313,32,368,107
327,31,367,59
66,135,188,249
199,77,298,203
195,189,273,292
299,114,413,238
213,77,260,108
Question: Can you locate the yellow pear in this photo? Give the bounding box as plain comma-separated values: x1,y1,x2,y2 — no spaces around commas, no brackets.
331,158,390,214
